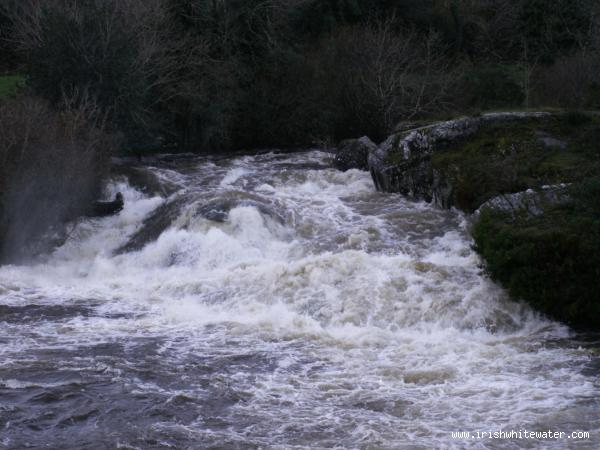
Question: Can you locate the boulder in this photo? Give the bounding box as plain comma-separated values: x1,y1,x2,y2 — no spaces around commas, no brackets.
368,112,562,210
369,117,481,204
475,185,571,218
333,136,376,171
86,193,124,217
111,165,178,197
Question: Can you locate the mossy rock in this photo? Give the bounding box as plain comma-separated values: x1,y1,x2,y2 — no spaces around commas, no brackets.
369,112,600,209
431,113,600,211
472,178,600,329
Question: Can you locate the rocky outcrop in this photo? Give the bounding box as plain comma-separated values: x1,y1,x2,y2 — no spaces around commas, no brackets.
333,136,376,171
367,110,600,330
476,185,571,218
368,112,568,212
472,177,600,330
369,117,481,206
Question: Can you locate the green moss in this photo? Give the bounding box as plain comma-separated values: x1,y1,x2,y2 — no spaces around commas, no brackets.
473,178,600,329
431,114,600,211
536,152,589,179
0,75,25,99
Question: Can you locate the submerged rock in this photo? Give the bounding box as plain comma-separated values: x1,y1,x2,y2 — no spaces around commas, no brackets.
333,136,376,171
116,196,189,254
191,196,285,225
116,192,285,254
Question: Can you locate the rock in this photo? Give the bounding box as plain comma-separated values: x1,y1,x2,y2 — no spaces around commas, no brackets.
368,112,560,210
369,117,482,202
393,120,432,133
535,130,568,150
115,196,189,254
111,165,178,197
86,193,124,217
475,185,571,218
333,136,376,171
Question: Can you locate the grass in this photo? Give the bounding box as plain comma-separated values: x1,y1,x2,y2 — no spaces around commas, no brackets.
0,75,25,99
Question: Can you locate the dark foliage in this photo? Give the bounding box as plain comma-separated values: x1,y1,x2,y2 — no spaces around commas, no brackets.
431,114,600,212
473,177,600,329
0,0,597,152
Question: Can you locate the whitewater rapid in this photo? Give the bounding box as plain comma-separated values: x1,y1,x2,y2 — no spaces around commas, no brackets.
0,151,598,449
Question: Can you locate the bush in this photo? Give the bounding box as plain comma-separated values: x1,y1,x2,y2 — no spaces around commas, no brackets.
307,21,456,142
0,95,114,262
0,75,24,99
473,178,600,329
461,64,525,110
7,0,171,151
535,50,600,109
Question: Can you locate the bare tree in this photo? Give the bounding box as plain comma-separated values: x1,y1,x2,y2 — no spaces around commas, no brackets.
532,3,600,109
1,0,180,145
330,17,455,138
0,94,115,262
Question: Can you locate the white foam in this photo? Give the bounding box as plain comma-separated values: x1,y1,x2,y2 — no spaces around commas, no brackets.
0,151,597,448
220,167,249,187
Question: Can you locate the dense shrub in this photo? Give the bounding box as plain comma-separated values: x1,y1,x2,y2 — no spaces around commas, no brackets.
460,65,525,110
0,75,24,99
5,0,173,151
472,178,600,329
534,50,600,109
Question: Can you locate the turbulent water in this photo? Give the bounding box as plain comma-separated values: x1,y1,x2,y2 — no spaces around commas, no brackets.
1,151,598,449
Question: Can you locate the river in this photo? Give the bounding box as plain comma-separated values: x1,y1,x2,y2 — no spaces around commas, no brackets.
0,151,598,449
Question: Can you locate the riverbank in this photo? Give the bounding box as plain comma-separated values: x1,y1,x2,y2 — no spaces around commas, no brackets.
364,111,600,329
